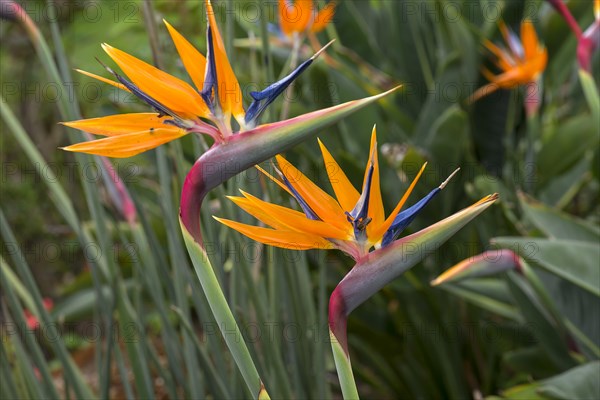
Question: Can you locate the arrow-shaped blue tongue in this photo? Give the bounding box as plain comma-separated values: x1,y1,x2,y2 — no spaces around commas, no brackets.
244,40,335,127
381,168,460,247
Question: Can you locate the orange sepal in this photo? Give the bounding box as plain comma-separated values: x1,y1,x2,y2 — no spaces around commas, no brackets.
238,190,351,240
205,0,245,121
275,155,348,228
61,113,170,137
318,138,359,212
75,69,129,92
214,217,333,250
311,2,335,33
62,127,187,158
279,0,313,36
102,43,208,119
372,162,428,243
164,20,207,92
364,127,385,240
520,20,540,60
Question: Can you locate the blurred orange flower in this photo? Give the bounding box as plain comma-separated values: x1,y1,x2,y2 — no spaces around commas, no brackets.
279,0,336,38
471,19,547,102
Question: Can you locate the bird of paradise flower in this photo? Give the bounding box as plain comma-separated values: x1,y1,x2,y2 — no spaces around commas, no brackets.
216,126,498,397
277,0,336,41
471,19,547,104
59,1,398,396
217,126,497,261
60,1,337,157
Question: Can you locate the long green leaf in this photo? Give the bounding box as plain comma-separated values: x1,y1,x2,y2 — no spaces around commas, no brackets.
520,196,600,242
493,237,600,296
181,222,265,398
506,271,576,370
539,361,600,399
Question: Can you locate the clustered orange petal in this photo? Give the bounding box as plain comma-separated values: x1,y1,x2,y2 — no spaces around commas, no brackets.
471,19,547,102
61,1,255,157
216,129,486,260
279,0,336,37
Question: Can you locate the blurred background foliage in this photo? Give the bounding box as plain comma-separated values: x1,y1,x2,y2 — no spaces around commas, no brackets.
1,0,599,399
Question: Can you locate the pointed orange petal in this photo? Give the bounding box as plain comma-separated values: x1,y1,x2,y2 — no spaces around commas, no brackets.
239,190,351,240
75,69,129,92
521,20,540,60
215,217,333,250
482,40,515,71
101,44,208,119
297,0,314,33
372,162,428,243
469,82,501,103
497,20,521,60
275,155,348,228
61,113,170,136
279,0,295,36
228,195,296,230
317,138,359,211
205,0,245,121
488,65,531,88
365,127,385,239
311,2,335,33
279,0,313,35
164,20,207,92
62,127,187,158
481,67,497,83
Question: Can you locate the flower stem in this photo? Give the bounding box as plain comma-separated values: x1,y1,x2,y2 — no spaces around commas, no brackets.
329,287,360,399
330,329,360,399
180,223,267,398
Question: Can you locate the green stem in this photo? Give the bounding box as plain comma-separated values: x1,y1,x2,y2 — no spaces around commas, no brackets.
329,329,360,399
181,224,268,398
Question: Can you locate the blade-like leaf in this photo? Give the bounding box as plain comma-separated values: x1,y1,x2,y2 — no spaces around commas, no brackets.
180,221,264,398
538,361,600,400
520,195,600,242
492,237,600,296
439,279,521,321
506,271,576,370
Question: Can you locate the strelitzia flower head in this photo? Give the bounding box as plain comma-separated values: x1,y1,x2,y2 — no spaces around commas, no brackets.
60,0,333,158
216,126,497,261
278,0,336,40
471,19,547,103
546,0,599,72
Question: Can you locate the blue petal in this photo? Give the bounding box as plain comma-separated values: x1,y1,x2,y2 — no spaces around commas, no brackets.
381,188,441,247
275,168,320,220
201,26,220,114
244,40,335,126
504,25,524,59
96,58,186,127
346,162,374,240
245,56,314,126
